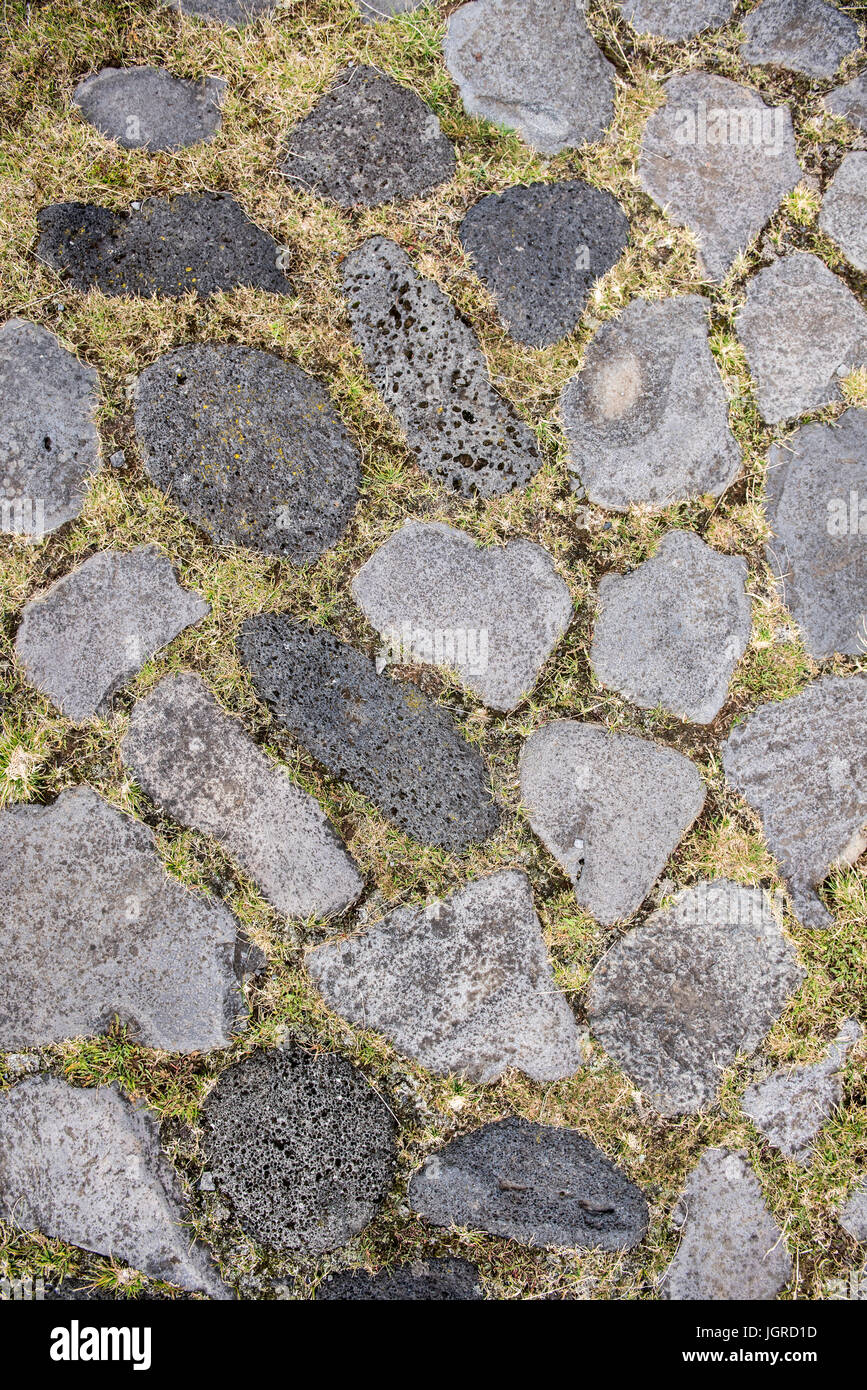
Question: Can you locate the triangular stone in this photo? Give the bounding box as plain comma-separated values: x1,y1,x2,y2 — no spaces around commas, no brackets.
743,1019,861,1163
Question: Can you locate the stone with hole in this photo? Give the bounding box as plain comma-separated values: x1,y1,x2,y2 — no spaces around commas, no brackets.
819,153,867,274
72,67,226,151
740,0,860,79
743,1020,861,1163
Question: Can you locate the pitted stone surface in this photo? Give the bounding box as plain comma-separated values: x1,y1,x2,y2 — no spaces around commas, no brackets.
307,870,583,1083
73,67,226,151
740,0,859,79
519,722,706,925
589,531,751,724
201,1047,397,1253
356,0,426,18
341,237,541,497
721,675,867,928
134,344,359,561
122,673,363,920
841,1180,867,1242
408,1116,649,1250
15,546,209,722
561,297,741,511
282,66,454,207
0,785,246,1052
238,615,500,852
351,521,572,711
36,193,290,298
736,252,867,424
743,1020,861,1163
0,318,99,536
620,0,735,39
764,410,867,659
662,1149,791,1300
819,153,867,273
444,0,615,155
586,882,805,1115
318,1258,482,1300
639,73,801,282
458,181,628,348
827,72,867,130
167,0,275,23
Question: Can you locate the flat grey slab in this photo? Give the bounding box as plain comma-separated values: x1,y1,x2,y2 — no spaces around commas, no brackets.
73,67,226,151
639,73,801,282
661,1149,791,1300
167,0,275,23
15,546,208,722
841,1180,867,1242
743,1019,861,1163
444,0,615,155
736,252,867,424
586,881,805,1115
351,520,572,711
122,672,363,920
519,721,706,925
561,296,741,511
282,66,454,207
590,530,751,724
202,1047,396,1253
721,674,867,928
0,318,99,537
134,344,359,561
458,180,629,348
764,409,867,659
37,193,290,298
620,0,735,39
317,1258,481,1300
819,153,867,273
740,0,860,79
238,615,500,852
341,236,541,498
355,0,426,17
408,1116,649,1251
307,869,583,1083
827,72,867,130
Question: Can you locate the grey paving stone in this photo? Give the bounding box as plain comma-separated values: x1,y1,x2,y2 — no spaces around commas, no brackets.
841,1180,867,1242
72,67,226,151
444,0,615,155
743,1019,861,1163
620,0,735,39
355,0,426,18
0,1077,228,1298
0,318,100,537
561,296,741,511
317,1258,482,1300
341,236,541,498
134,344,359,561
721,674,867,928
408,1116,649,1251
15,546,209,722
826,72,867,130
167,0,275,23
819,153,867,273
740,0,860,79
238,615,500,852
764,409,867,659
589,531,751,724
282,66,454,208
639,73,802,282
351,520,572,711
661,1148,791,1300
201,1047,397,1253
307,869,583,1083
0,785,246,1052
458,180,628,348
36,193,290,298
586,882,805,1115
122,672,363,920
519,721,706,925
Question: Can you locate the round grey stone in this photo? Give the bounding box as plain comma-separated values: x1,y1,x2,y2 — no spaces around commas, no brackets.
826,72,867,131
72,67,226,151
819,153,867,274
620,0,735,39
317,1258,482,1300
742,1019,861,1163
740,0,860,80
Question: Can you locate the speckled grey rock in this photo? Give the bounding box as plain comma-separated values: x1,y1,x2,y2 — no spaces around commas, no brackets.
764,409,867,659
639,73,802,282
841,1180,867,1241
586,882,805,1115
0,1076,228,1298
72,67,226,151
317,1258,482,1300
519,722,706,925
721,675,867,928
661,1149,791,1300
620,0,735,39
0,785,246,1051
409,1116,649,1250
0,318,100,537
341,237,541,497
202,1047,396,1253
15,546,208,722
736,253,867,424
444,0,615,154
740,0,859,79
458,180,629,348
282,66,454,207
827,72,867,130
743,1019,861,1163
590,531,751,724
36,193,290,298
238,615,500,852
134,344,359,561
356,0,426,18
819,153,867,273
351,521,572,711
561,297,741,511
308,870,582,1083
167,0,275,24
122,673,363,920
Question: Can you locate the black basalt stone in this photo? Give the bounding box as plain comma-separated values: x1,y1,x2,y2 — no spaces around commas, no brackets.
317,1258,482,1300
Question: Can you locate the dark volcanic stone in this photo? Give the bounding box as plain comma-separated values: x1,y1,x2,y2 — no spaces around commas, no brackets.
72,67,226,151
238,615,500,852
134,345,359,561
317,1258,482,1300
740,0,859,80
